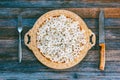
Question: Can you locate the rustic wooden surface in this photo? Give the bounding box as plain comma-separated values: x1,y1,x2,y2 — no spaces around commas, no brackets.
0,0,120,80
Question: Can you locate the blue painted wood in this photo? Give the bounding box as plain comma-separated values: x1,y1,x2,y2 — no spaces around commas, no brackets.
0,0,120,80
0,1,120,8
0,18,120,28
0,8,120,19
0,72,120,80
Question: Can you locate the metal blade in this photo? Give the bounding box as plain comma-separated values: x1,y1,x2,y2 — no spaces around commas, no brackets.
99,10,105,44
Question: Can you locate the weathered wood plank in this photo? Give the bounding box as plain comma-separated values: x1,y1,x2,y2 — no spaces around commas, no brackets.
0,60,120,72
84,0,120,2
87,50,120,61
1,18,120,28
0,38,120,61
0,8,120,19
1,0,120,2
0,37,120,50
0,45,120,62
0,1,120,80
0,72,120,80
105,29,120,39
15,38,120,50
67,8,120,18
0,1,120,8
0,18,36,28
105,18,120,27
0,27,120,40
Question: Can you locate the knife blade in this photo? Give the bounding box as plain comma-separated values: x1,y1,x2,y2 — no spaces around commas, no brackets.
99,10,105,70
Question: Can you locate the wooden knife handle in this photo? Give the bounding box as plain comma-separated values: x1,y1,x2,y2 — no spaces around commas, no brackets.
99,43,105,70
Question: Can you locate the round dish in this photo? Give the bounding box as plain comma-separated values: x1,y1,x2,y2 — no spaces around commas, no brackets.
24,10,96,69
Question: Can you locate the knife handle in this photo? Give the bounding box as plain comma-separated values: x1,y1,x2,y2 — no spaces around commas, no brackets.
99,43,105,70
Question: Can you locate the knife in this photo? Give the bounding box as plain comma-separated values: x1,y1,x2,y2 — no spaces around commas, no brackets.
99,10,105,70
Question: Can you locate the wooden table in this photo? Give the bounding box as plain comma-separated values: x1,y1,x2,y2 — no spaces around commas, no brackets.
0,1,120,80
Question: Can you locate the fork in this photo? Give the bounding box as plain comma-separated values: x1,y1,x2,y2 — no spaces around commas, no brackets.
17,15,23,63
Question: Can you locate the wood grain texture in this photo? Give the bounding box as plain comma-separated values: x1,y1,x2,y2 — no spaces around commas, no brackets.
0,8,120,19
0,60,120,72
99,43,105,70
1,18,120,28
0,39,120,66
0,0,120,79
0,1,120,8
0,72,120,80
0,27,120,40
